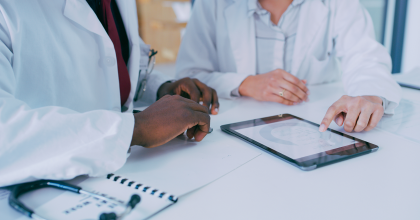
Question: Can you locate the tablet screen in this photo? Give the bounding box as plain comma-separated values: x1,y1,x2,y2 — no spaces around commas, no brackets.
235,117,359,160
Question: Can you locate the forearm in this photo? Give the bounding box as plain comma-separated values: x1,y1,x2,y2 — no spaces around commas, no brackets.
335,1,401,113
0,98,134,187
343,69,401,114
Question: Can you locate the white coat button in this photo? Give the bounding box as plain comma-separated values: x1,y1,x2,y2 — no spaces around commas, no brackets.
104,56,116,66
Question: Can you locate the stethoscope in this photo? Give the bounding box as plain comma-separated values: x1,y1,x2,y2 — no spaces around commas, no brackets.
8,179,141,220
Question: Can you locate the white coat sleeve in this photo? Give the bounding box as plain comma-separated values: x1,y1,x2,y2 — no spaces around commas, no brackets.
333,0,401,114
176,0,249,99
0,15,134,187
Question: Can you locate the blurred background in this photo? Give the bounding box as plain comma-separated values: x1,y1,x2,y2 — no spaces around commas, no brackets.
136,0,419,75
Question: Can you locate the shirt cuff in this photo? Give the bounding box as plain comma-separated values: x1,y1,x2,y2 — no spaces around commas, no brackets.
379,96,397,115
231,87,241,97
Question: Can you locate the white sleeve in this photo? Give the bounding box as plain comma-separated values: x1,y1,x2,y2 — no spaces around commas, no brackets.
0,14,134,187
333,0,401,114
176,0,249,99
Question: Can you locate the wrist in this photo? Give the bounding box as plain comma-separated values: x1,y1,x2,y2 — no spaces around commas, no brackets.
131,112,146,146
131,113,140,146
363,95,383,105
238,75,254,97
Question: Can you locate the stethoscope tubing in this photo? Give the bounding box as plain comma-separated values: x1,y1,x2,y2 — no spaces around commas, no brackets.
8,179,139,220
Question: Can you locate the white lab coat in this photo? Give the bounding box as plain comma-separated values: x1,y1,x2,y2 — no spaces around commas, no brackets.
0,0,170,187
176,0,401,112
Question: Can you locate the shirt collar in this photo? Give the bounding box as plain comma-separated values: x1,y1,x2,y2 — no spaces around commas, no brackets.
247,0,261,17
248,0,305,17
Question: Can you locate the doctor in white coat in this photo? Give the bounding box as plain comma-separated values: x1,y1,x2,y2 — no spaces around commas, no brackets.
0,0,219,187
177,0,401,133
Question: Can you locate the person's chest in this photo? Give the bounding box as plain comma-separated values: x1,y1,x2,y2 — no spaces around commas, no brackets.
253,2,301,74
5,0,126,112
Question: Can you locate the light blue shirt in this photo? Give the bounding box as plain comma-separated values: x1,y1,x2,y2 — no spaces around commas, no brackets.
251,0,304,74
232,0,389,110
231,0,304,96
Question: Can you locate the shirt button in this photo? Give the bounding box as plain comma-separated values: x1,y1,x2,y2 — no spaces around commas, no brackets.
104,56,116,66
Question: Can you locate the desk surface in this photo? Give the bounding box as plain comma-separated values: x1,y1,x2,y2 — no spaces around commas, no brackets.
151,82,420,220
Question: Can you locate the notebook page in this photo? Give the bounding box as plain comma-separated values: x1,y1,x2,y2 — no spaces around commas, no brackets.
0,189,30,220
5,128,261,219
14,176,173,220
117,134,261,196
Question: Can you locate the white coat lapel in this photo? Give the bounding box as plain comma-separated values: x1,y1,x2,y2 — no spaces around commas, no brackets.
115,0,141,110
115,0,140,48
224,0,256,75
64,0,109,38
291,0,328,74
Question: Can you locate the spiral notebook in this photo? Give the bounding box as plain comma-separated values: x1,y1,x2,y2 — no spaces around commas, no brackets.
3,134,261,220
14,174,178,220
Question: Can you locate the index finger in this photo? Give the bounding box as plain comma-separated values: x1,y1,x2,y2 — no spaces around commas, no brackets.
319,102,345,132
192,79,212,111
186,111,211,141
282,72,309,93
179,78,201,103
184,98,210,114
177,95,210,114
210,89,220,115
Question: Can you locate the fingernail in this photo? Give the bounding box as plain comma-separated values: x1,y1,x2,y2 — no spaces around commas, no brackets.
294,102,298,105
215,108,219,113
319,124,325,132
335,117,342,125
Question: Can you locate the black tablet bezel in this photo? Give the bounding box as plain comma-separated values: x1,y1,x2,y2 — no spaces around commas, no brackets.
220,114,378,171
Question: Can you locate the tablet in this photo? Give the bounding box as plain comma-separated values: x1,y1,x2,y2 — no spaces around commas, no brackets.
221,114,378,171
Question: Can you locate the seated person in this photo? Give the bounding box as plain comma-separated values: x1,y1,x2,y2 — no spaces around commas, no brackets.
0,0,218,187
176,0,401,133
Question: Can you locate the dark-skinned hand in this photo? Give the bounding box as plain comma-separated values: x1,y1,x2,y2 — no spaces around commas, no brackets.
157,77,219,115
131,95,211,148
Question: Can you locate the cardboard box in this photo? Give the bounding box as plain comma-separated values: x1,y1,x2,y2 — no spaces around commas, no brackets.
136,0,190,63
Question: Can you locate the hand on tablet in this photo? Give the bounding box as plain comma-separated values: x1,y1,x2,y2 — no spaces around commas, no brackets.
238,69,309,105
157,77,219,115
131,95,211,148
319,95,384,133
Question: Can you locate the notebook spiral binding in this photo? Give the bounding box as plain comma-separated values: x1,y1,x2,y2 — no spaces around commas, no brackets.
106,174,178,203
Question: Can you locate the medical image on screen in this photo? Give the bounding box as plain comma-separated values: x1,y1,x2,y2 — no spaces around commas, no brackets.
235,118,358,159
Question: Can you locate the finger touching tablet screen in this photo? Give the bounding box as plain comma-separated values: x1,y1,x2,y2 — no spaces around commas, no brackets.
221,114,378,171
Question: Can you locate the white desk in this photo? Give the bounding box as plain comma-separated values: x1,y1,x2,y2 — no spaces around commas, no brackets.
150,83,420,220
3,83,419,220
